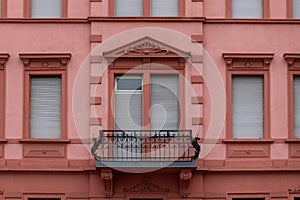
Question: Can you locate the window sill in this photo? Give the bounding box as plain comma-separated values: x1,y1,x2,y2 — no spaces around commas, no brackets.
223,139,274,143
285,139,300,143
19,139,71,144
0,139,7,144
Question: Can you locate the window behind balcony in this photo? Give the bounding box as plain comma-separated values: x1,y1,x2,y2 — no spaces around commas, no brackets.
114,75,179,131
31,0,62,18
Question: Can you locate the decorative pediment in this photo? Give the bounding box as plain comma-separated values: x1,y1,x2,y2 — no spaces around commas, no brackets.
124,176,169,193
104,37,190,58
19,53,72,69
222,53,274,70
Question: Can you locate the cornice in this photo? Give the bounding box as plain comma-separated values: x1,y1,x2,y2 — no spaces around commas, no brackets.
88,16,205,22
19,53,72,68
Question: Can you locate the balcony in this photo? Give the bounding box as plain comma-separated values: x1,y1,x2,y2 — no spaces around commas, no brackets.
91,130,200,162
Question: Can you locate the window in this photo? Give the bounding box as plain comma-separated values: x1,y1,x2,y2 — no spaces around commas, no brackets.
294,76,300,138
293,0,300,18
30,76,62,139
227,0,269,19
232,76,264,138
112,0,183,17
19,53,71,140
0,0,7,18
0,54,9,139
114,74,179,131
232,0,262,18
223,53,273,139
285,53,300,139
25,0,67,18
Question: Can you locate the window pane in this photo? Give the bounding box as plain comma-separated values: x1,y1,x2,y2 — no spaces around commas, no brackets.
0,0,2,17
31,0,62,18
30,76,61,139
150,75,179,130
232,0,262,18
115,76,143,130
115,0,143,16
151,0,179,16
232,76,264,138
116,78,142,90
293,0,300,18
294,76,300,138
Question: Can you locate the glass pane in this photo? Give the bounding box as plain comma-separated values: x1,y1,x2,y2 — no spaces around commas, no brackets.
116,78,142,90
293,0,300,18
0,0,2,17
232,0,262,18
294,76,300,138
151,0,179,16
30,76,61,139
150,75,179,130
232,76,264,138
31,0,62,18
115,0,143,16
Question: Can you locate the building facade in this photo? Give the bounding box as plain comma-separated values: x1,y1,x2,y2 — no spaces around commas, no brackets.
1,0,300,200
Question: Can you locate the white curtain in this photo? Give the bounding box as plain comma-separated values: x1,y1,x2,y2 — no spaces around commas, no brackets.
232,0,262,18
232,76,264,138
294,77,300,138
31,0,62,18
115,0,143,16
150,75,178,130
30,76,61,139
293,0,300,18
151,0,179,16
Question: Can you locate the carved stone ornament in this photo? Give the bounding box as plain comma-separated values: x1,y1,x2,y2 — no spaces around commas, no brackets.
179,169,193,198
284,53,300,68
104,37,190,58
124,176,169,193
100,169,113,198
222,53,274,69
0,53,10,69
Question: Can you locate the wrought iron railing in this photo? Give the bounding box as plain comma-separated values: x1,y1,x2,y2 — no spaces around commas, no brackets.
91,130,200,162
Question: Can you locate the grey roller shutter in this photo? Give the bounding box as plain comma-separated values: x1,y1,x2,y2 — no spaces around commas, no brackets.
293,0,300,18
30,76,61,138
151,0,179,16
232,76,264,138
232,0,262,18
31,0,62,18
115,0,143,16
294,76,300,138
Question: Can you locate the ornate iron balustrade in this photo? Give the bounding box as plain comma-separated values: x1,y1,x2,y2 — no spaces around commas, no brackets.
91,130,200,162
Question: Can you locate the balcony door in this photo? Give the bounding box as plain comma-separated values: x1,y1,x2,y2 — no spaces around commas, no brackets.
114,74,179,160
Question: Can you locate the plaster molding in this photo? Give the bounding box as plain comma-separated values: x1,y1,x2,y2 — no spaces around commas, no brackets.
124,176,169,193
0,53,9,69
19,53,71,69
179,169,193,197
100,169,113,198
222,53,274,69
284,53,300,68
104,36,190,58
